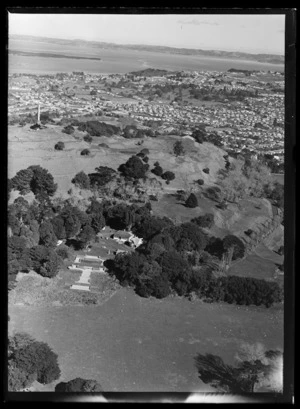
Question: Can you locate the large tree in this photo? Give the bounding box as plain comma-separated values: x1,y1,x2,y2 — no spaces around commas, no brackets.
39,220,58,247
89,166,117,187
10,168,34,195
185,193,198,208
29,245,61,278
50,216,67,240
222,235,245,261
10,336,61,387
28,165,57,197
132,216,173,240
173,140,185,156
77,224,96,248
59,205,87,238
71,171,90,189
118,155,149,180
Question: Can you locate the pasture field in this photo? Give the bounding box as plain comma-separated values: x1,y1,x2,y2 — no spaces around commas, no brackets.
8,287,283,392
228,247,283,283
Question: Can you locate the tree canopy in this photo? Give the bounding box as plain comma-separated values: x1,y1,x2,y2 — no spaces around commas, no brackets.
173,140,185,156
185,193,198,208
8,333,61,391
118,155,149,180
72,171,90,189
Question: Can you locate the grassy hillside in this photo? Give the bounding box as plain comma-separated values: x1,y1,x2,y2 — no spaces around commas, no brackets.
8,123,279,242
8,124,228,193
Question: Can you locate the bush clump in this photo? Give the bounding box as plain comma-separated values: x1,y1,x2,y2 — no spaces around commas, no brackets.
205,186,222,202
151,165,163,177
54,141,65,151
191,213,214,229
62,125,75,135
83,134,93,143
80,149,90,156
161,171,175,181
185,193,198,208
195,179,204,185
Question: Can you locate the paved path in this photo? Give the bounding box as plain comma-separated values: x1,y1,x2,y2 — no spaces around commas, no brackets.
70,269,92,292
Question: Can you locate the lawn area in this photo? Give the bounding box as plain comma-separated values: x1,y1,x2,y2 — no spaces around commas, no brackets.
151,193,212,224
228,243,283,284
8,287,283,392
9,267,120,307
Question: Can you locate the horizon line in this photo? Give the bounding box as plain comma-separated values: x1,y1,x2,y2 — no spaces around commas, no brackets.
9,33,284,57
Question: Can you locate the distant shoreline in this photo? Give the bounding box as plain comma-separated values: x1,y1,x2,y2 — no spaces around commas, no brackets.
9,49,102,61
10,34,284,65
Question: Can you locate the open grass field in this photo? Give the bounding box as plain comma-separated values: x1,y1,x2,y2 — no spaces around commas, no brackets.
8,124,228,195
151,192,274,241
228,251,283,283
8,287,283,392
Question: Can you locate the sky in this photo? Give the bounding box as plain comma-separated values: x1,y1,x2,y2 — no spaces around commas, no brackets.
8,13,285,55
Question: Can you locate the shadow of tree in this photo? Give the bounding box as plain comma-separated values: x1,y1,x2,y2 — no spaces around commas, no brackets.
194,353,273,394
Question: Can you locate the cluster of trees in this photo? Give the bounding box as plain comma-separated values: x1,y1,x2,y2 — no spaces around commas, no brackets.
83,134,93,143
189,83,258,102
205,235,245,261
122,125,155,139
264,181,284,210
7,176,154,287
105,216,282,306
118,155,149,180
88,166,117,187
62,125,75,135
10,165,57,198
76,121,121,137
259,153,284,174
151,162,175,184
8,333,61,391
191,128,223,148
8,220,62,282
217,157,275,202
191,213,214,229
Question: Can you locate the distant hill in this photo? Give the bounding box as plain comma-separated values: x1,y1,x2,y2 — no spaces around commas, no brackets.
129,68,175,77
9,50,102,61
10,34,284,65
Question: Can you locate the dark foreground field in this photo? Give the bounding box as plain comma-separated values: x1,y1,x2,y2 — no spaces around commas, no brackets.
8,288,283,392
